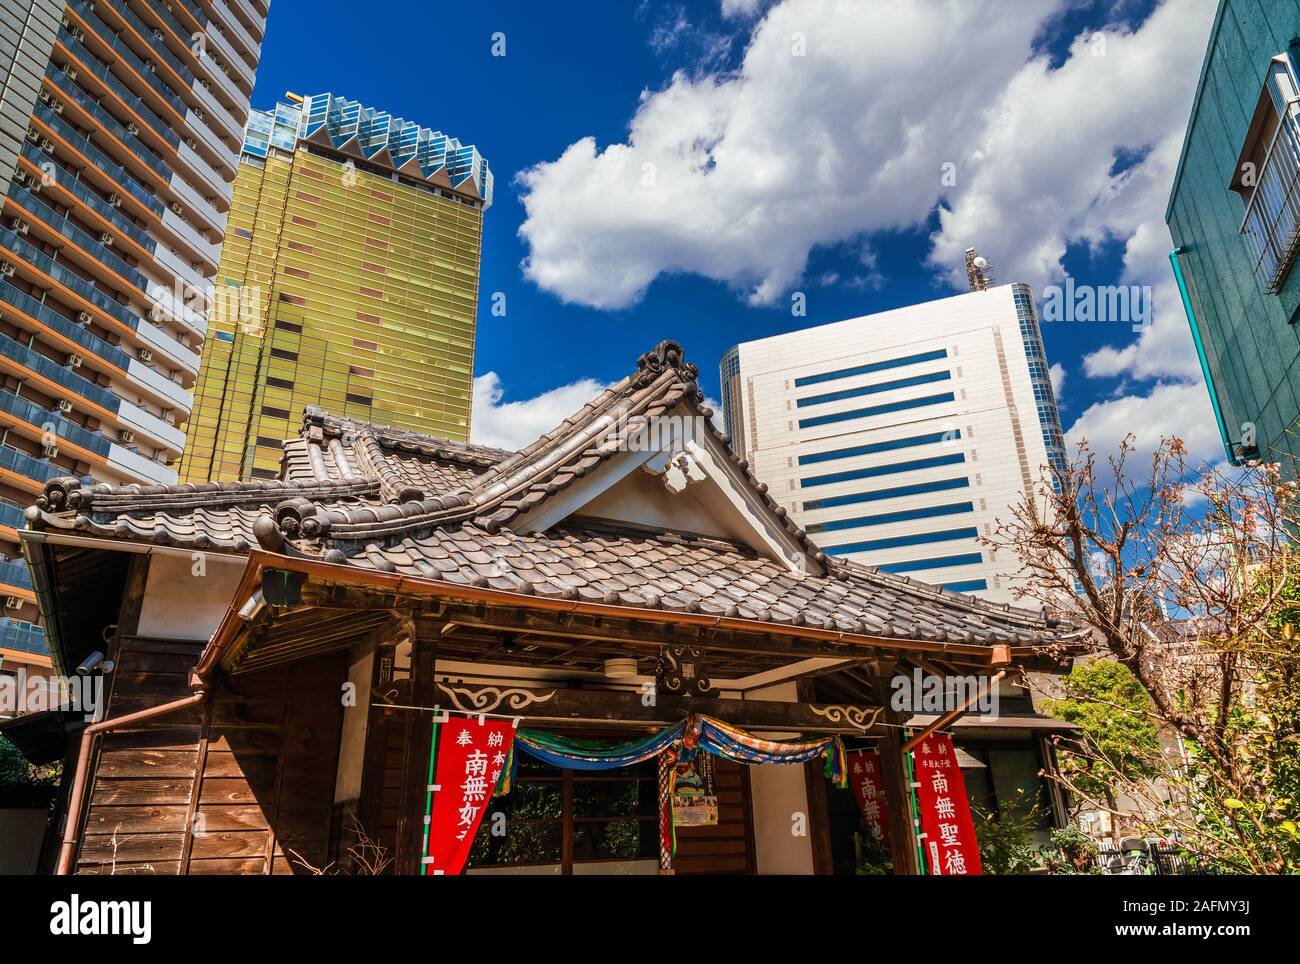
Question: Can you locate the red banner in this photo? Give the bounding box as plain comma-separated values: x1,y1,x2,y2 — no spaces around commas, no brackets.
911,733,981,876
846,749,891,849
424,715,515,875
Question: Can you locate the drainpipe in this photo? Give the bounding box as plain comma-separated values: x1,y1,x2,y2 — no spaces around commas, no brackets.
56,690,207,875
1169,246,1242,465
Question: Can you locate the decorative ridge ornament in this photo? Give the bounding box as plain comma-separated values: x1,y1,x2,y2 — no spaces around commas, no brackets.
636,339,698,386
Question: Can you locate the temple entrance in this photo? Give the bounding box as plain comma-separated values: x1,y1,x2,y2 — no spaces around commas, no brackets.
464,745,755,875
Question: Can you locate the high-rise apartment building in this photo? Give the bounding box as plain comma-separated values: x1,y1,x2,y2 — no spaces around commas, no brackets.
0,0,266,652
720,283,1066,604
179,93,491,483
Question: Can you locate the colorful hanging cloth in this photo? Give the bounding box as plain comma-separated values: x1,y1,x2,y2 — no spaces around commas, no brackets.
695,715,849,788
495,714,848,795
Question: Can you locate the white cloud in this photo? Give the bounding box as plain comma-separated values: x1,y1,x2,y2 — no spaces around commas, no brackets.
1065,381,1222,467
516,0,1223,464
519,0,1065,308
1049,362,1067,399
721,0,768,17
471,372,610,451
518,0,1215,317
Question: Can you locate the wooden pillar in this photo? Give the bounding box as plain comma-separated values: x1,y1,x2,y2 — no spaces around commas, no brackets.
878,713,921,876
797,679,834,875
356,642,396,867
394,630,436,875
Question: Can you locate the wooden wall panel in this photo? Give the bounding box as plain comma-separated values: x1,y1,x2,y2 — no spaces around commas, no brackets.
672,759,756,875
74,638,347,876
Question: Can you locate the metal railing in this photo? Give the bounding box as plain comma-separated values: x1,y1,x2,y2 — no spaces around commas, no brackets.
0,617,47,655
0,558,35,591
0,443,67,485
0,388,113,458
1095,841,1219,875
0,280,134,372
8,184,150,294
1240,98,1300,293
0,331,123,413
20,142,157,254
32,102,163,216
0,226,145,335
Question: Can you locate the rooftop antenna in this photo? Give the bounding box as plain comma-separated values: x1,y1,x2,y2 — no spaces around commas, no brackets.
966,247,993,292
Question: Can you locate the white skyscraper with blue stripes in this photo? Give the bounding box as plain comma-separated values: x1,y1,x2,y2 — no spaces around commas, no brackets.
720,283,1066,605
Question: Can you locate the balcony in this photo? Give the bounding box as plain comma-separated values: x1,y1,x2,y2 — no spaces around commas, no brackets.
0,331,124,414
208,0,259,63
0,501,25,530
1241,98,1300,293
48,41,178,176
8,183,151,294
0,558,34,591
69,1,190,120
0,280,134,373
19,142,157,255
33,103,163,217
0,226,148,336
0,618,46,656
0,235,200,374
0,388,112,458
0,444,67,486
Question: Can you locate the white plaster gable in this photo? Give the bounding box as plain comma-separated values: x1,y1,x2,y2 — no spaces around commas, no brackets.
511,404,821,574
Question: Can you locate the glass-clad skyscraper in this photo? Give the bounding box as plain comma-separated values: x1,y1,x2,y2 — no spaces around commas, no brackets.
180,93,492,483
0,0,266,653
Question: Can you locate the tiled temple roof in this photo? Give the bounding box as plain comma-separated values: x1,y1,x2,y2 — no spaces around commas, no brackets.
25,341,1085,649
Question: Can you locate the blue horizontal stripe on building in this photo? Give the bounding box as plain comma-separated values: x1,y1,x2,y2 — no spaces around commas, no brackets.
798,392,956,429
794,348,948,387
940,580,988,593
798,429,959,466
796,369,952,408
878,552,983,574
803,477,970,511
804,501,975,535
800,452,966,488
823,527,980,556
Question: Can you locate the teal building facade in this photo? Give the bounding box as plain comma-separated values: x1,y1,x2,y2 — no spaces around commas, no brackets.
1167,0,1300,464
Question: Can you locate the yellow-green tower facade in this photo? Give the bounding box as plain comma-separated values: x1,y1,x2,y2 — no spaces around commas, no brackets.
181,93,491,482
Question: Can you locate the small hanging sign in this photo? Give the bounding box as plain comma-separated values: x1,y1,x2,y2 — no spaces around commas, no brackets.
846,748,891,848
670,753,719,828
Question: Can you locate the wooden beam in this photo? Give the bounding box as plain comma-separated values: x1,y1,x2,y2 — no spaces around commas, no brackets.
417,607,895,665
380,679,885,736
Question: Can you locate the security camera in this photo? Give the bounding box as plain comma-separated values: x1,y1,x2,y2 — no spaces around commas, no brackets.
76,651,115,676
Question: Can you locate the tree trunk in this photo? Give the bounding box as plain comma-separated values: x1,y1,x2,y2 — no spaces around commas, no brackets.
1104,786,1121,848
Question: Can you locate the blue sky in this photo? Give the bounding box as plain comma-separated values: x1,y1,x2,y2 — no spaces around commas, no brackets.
250,0,1222,458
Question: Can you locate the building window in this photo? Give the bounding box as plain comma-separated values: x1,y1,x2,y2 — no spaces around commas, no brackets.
794,348,948,388
796,369,952,408
798,392,956,429
805,501,975,535
799,429,959,466
800,452,966,488
802,476,970,512
1232,55,1300,293
824,526,980,556
877,552,983,574
467,750,658,873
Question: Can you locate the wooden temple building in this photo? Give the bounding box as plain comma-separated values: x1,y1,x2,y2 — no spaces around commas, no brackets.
8,341,1085,875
